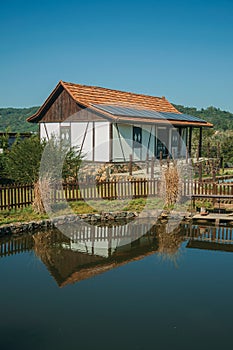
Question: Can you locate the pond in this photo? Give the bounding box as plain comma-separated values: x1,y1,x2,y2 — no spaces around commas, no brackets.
1,220,233,350
222,178,233,183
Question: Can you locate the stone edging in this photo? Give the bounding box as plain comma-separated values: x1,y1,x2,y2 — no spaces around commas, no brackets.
0,211,138,237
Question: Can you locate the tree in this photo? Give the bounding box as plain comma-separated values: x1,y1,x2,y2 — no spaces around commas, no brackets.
174,104,233,131
39,136,84,183
5,135,84,213
5,135,45,183
62,146,84,182
0,153,6,181
0,107,39,133
0,135,8,181
0,133,9,151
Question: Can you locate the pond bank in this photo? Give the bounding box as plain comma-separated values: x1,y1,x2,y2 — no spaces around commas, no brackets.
0,211,139,237
0,209,188,237
6,210,233,238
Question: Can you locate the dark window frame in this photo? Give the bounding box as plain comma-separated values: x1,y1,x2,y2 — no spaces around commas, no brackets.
133,126,142,148
60,125,71,148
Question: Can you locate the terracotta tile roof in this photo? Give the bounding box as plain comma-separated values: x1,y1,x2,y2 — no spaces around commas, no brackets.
61,81,180,113
27,80,213,127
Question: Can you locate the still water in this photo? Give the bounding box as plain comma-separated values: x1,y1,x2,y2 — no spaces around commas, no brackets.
0,220,233,350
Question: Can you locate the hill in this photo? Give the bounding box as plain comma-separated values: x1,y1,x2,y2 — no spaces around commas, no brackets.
173,104,233,130
0,107,39,133
0,104,233,132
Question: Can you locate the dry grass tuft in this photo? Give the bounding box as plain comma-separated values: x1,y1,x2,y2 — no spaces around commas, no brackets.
161,162,180,208
32,180,46,214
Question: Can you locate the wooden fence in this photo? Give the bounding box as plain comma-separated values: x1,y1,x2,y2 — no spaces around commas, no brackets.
193,182,233,196
61,179,160,201
0,235,34,257
0,183,34,210
1,179,233,211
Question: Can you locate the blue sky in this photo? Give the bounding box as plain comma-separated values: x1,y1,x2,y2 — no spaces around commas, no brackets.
1,0,233,112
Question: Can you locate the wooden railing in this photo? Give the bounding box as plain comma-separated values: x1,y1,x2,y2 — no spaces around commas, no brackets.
1,179,233,211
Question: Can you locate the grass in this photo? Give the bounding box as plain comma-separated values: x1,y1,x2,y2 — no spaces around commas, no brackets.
0,197,168,226
194,168,233,179
0,206,48,226
222,169,233,175
194,200,214,210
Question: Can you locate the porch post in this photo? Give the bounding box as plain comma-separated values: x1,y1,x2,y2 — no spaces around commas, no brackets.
92,121,95,161
177,127,182,158
188,127,192,157
198,127,202,158
109,123,113,162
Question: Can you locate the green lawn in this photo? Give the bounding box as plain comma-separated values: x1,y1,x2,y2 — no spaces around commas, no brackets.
0,197,170,226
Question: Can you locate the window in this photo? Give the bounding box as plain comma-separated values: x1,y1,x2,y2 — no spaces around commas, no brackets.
60,125,71,147
156,127,169,158
171,129,178,147
133,126,142,148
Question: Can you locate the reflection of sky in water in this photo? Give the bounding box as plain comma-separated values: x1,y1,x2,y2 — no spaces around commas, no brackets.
0,223,233,350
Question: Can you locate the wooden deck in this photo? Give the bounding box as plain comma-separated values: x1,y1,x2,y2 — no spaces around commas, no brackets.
192,213,233,224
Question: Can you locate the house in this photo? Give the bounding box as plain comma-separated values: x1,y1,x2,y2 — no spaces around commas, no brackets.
27,81,212,162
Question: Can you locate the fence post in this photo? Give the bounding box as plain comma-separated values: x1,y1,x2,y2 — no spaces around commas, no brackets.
159,151,162,166
213,182,217,195
172,148,175,160
212,168,216,182
186,147,189,164
129,154,132,176
151,156,155,179
197,147,199,161
146,152,149,174
207,142,210,158
199,163,202,182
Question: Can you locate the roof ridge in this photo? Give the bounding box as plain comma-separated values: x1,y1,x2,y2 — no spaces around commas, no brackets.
59,80,87,107
61,80,166,101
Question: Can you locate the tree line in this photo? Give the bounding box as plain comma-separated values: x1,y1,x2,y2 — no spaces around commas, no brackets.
0,107,39,133
173,104,233,165
174,104,233,131
0,104,233,133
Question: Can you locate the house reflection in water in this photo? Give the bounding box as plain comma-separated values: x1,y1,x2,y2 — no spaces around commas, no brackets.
33,220,165,287
1,222,233,287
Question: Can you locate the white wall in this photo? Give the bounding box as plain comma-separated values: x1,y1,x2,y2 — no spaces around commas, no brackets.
141,125,155,159
71,122,110,161
40,122,188,162
112,123,155,161
40,123,60,141
94,122,110,162
41,122,110,162
112,124,133,161
71,122,93,160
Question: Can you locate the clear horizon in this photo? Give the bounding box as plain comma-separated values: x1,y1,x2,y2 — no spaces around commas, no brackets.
1,0,233,113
